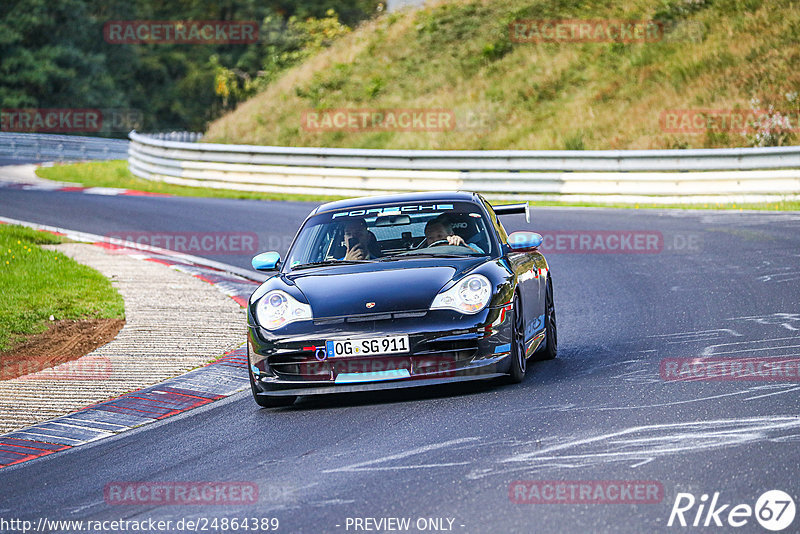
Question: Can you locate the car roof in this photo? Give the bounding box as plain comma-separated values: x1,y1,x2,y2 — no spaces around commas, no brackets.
314,191,480,214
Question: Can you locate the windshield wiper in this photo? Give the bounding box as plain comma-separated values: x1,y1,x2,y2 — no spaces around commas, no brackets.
291,259,374,270
386,252,476,259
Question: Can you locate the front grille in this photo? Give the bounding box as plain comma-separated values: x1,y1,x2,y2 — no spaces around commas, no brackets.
414,338,479,357
269,350,332,380
346,314,392,323
268,337,478,381
314,310,427,326
412,338,478,375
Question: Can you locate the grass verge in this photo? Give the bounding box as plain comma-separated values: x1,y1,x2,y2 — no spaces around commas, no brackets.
35,160,800,211
0,224,125,352
36,161,348,203
205,0,800,151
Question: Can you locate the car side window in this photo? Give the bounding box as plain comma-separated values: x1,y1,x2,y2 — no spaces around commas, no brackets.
482,199,509,244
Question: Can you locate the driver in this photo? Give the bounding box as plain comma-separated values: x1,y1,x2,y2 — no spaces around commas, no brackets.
423,219,481,252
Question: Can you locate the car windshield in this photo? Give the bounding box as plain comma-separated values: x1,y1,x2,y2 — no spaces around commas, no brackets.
286,201,494,268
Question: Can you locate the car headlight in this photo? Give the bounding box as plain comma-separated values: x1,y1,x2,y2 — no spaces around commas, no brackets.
430,274,492,314
256,290,312,330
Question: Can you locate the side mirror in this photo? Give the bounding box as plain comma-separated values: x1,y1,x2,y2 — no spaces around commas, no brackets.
507,231,543,251
251,251,281,271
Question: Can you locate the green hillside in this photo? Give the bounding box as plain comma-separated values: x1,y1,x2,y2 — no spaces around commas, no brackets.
205,0,800,150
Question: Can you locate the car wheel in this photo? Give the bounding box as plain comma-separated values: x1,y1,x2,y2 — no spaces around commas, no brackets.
538,277,557,360
506,293,527,383
249,369,297,408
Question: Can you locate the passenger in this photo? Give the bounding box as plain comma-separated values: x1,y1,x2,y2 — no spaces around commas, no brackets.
342,219,381,260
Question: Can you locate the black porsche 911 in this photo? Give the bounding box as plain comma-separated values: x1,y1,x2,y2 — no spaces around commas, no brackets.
247,191,556,407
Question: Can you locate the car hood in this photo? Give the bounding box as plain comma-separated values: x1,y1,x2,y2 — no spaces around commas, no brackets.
288,264,459,318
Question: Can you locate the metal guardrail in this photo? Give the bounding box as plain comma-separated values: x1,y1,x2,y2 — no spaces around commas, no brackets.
128,131,800,203
142,132,204,143
0,132,129,162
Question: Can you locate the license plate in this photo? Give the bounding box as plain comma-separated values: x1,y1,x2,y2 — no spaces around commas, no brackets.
326,335,409,358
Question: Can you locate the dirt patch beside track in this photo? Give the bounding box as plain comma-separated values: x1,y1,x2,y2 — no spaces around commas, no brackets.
0,318,125,380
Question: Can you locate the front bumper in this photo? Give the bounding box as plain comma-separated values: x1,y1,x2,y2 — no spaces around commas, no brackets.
248,307,513,397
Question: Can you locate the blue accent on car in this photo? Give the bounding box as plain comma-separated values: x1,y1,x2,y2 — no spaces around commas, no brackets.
252,251,281,271
335,369,411,383
524,314,546,341
494,343,511,353
507,232,543,251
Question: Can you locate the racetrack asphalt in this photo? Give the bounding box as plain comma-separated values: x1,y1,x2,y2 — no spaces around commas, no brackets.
1,181,799,533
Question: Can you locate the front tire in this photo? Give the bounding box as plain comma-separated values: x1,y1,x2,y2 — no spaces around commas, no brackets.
506,293,527,383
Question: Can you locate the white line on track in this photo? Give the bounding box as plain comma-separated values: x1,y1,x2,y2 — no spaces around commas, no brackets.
324,437,480,473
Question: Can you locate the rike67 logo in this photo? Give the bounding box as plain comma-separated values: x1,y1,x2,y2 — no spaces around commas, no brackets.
668,490,795,531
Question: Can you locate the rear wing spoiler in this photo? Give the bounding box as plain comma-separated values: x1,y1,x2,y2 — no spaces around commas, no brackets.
493,203,530,223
